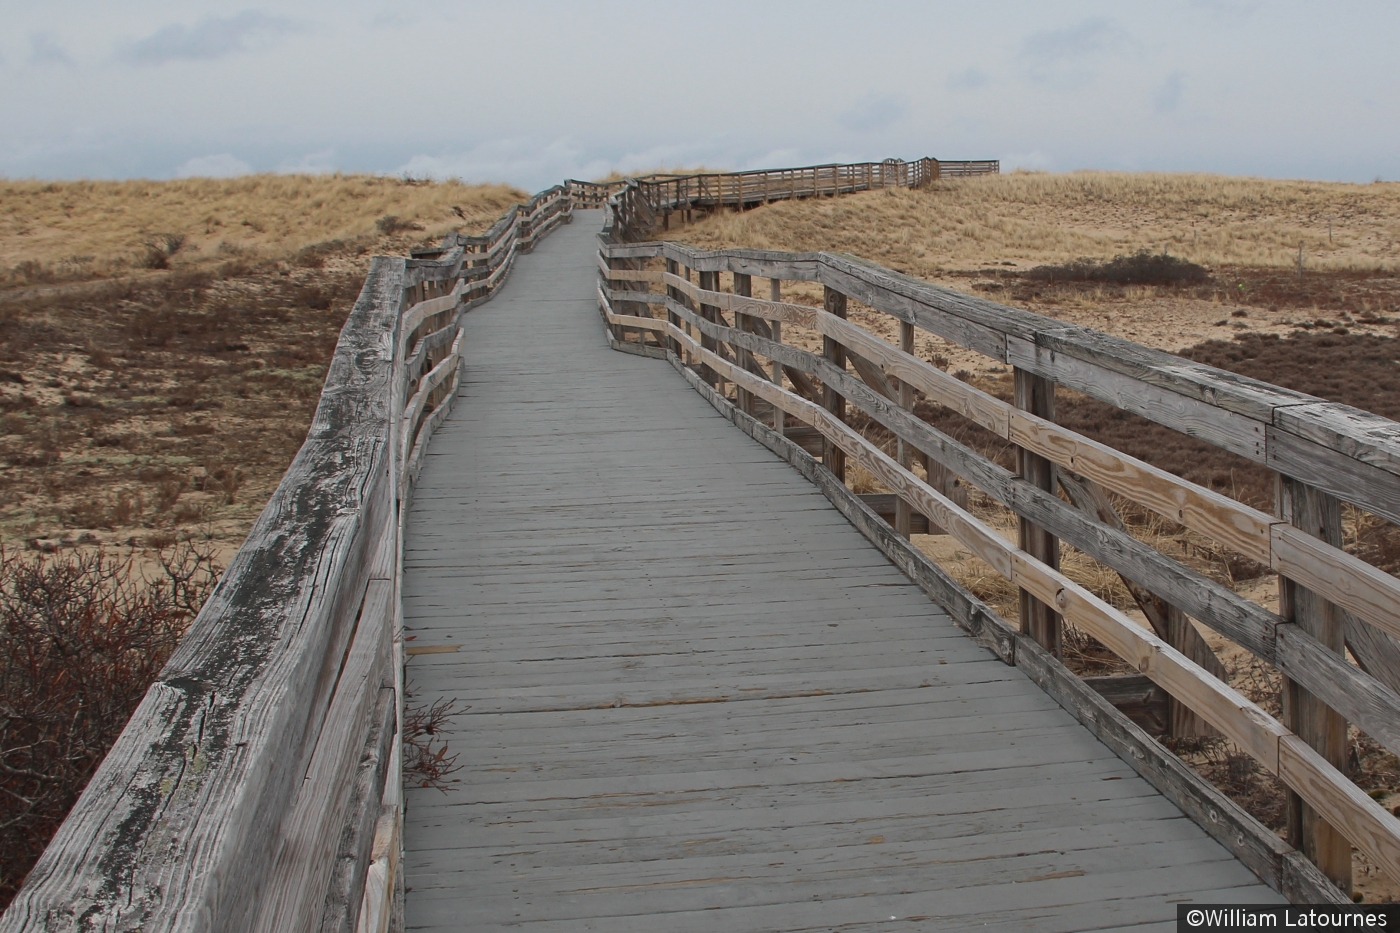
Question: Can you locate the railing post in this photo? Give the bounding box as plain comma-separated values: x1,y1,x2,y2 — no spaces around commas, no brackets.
770,278,784,436
733,272,754,416
698,269,721,389
822,286,847,481
895,320,915,538
1277,474,1353,894
1014,367,1061,655
604,255,627,346
681,264,696,369
665,258,681,358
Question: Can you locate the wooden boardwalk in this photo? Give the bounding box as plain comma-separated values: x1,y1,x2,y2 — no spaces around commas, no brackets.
400,211,1281,931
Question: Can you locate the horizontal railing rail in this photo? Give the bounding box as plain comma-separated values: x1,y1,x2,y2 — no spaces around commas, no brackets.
0,188,573,933
596,232,1400,904
938,159,1000,177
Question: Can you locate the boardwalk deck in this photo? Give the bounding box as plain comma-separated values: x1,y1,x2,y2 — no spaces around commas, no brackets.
400,211,1281,931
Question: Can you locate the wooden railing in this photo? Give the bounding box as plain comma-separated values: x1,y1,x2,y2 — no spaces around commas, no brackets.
596,228,1400,903
0,187,573,933
568,157,996,241
938,159,1000,177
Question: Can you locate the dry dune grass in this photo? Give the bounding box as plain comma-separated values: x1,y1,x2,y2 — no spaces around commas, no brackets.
675,171,1400,274
0,176,523,560
0,174,526,285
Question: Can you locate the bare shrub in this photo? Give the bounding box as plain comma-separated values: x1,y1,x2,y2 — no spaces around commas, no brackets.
203,463,245,505
0,543,221,908
375,215,424,236
154,479,185,512
1025,250,1209,286
140,234,185,271
402,692,462,792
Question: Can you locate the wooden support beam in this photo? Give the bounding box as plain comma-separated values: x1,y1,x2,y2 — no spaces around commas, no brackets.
1277,474,1353,895
1056,471,1224,737
822,286,847,481
664,259,681,358
770,278,784,435
604,255,624,347
698,270,722,391
733,273,754,416
1015,368,1061,656
896,321,915,539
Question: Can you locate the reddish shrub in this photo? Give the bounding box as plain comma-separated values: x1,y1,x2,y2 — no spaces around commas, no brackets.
0,544,220,908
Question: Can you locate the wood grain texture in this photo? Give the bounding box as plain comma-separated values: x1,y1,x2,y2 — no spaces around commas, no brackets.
1276,477,1352,891
1271,522,1400,645
252,576,393,933
1015,368,1062,655
1008,337,1268,461
318,685,396,933
401,211,1279,931
1009,409,1274,563
665,295,1282,662
1014,637,1346,905
1269,423,1400,527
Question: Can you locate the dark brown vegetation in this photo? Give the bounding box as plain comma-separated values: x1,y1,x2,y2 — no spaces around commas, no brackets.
0,543,220,905
0,255,365,551
1025,250,1209,286
402,693,463,792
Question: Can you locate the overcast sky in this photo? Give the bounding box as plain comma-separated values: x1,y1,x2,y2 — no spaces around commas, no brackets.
1,1,1397,189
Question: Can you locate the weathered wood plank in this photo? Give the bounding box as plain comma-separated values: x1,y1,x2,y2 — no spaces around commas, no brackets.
1008,336,1268,461
1276,476,1352,892
1269,424,1400,527
253,576,393,933
1015,367,1062,655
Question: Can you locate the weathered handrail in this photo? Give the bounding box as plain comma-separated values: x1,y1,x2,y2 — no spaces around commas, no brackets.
596,230,1400,903
0,188,573,932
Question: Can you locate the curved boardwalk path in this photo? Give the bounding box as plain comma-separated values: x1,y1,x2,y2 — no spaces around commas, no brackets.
401,211,1280,931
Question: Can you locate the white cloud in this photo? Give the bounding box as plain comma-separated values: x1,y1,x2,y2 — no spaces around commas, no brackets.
395,139,605,188
1190,0,1261,20
742,149,803,171
947,67,991,91
1019,17,1132,87
175,153,253,178
29,33,74,67
1153,71,1185,114
838,93,909,133
117,11,301,66
1003,150,1053,172
277,149,338,174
